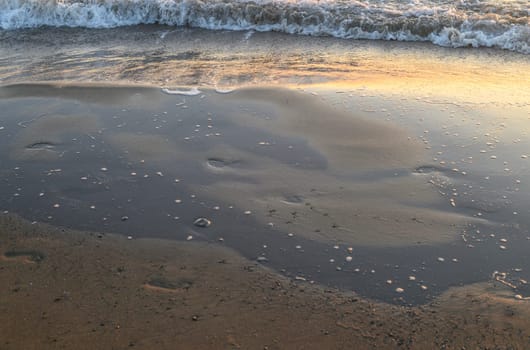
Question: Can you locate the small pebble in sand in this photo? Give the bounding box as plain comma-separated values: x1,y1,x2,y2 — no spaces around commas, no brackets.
127,236,133,240
345,256,353,262
186,235,193,241
437,257,445,262
244,210,252,215
499,245,507,250
156,171,164,176
130,172,137,176
174,199,182,204
420,285,428,291
100,167,108,172
39,193,44,197
347,247,353,254
53,204,60,208
121,216,129,221
386,280,393,285
213,206,220,210
408,276,416,281
174,178,180,183
257,256,268,262
395,288,404,293
515,294,523,300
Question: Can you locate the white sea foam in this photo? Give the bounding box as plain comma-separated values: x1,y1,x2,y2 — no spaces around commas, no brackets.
214,88,236,94
162,87,202,96
0,0,528,54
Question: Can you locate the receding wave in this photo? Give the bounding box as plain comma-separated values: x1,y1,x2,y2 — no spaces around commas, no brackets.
1,0,529,54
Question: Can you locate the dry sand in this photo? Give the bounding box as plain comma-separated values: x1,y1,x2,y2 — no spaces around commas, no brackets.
1,214,530,349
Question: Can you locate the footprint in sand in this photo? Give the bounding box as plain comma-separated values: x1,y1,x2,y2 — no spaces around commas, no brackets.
205,157,244,172
144,276,194,292
281,194,305,204
2,250,45,263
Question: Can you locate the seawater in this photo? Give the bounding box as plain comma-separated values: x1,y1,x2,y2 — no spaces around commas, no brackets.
0,0,528,53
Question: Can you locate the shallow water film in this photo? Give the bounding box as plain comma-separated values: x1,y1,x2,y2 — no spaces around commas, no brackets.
1,82,530,305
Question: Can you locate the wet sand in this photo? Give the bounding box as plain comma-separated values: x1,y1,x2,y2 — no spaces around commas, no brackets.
1,26,530,348
1,213,530,349
0,82,530,348
1,83,509,305
0,84,482,249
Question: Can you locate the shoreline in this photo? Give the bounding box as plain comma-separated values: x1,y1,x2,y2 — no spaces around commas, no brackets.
1,26,529,91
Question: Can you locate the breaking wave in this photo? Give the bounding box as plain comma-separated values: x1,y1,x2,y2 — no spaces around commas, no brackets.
1,0,529,54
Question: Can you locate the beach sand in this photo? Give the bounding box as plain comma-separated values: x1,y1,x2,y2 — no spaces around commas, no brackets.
1,26,530,348
2,213,530,349
0,82,529,349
